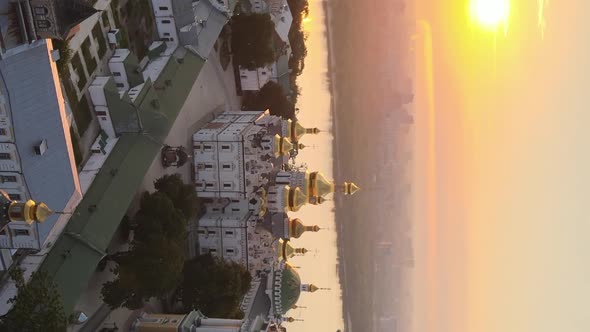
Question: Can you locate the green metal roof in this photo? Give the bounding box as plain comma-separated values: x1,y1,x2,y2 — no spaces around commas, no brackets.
274,264,301,314
40,49,206,312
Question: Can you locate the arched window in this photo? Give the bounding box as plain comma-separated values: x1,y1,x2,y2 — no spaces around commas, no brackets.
34,7,48,15
37,20,51,29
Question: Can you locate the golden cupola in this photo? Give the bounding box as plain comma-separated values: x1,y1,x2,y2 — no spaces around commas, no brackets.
287,119,320,142
309,171,335,199
0,191,55,229
283,186,308,212
276,238,308,261
273,135,294,158
342,181,360,195
288,218,320,239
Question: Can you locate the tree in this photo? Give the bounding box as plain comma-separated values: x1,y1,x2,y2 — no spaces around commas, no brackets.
243,81,295,120
0,269,69,332
286,0,310,104
102,189,188,309
102,238,185,309
133,191,187,244
180,255,252,318
231,13,277,69
154,174,201,219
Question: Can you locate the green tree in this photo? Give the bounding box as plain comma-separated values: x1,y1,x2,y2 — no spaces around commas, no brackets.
180,255,252,318
133,191,187,244
243,81,295,120
154,174,201,219
286,0,310,103
0,269,68,332
102,238,185,309
231,13,277,69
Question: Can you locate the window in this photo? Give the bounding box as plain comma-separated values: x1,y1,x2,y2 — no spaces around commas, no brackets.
225,230,234,236
261,71,267,75
96,111,107,116
197,230,205,235
222,163,232,170
113,72,121,77
204,145,213,151
221,145,230,151
162,19,171,24
34,7,48,15
240,75,247,79
196,183,203,188
0,153,11,160
37,20,51,29
159,6,169,10
232,199,240,203
2,176,17,183
8,194,21,201
164,32,170,36
206,183,214,188
208,230,216,235
232,208,240,212
226,248,235,254
223,183,232,189
212,208,219,212
13,229,29,236
204,164,213,169
0,128,6,136
209,248,217,254
116,83,125,88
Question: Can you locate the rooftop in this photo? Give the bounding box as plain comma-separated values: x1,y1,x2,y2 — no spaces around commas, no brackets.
39,47,206,312
0,39,81,244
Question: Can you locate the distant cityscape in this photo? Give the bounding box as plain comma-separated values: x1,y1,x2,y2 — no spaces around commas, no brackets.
0,0,357,331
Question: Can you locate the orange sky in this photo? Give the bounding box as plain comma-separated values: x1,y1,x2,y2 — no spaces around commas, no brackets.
413,1,590,331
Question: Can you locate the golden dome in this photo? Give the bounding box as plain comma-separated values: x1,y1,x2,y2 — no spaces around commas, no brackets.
342,182,360,195
8,200,55,225
308,284,319,292
305,128,320,134
309,172,335,199
273,135,294,157
34,202,54,222
288,219,320,239
285,186,307,212
297,143,306,150
277,238,308,261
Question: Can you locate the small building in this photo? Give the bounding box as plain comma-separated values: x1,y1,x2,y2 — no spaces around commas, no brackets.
151,0,236,59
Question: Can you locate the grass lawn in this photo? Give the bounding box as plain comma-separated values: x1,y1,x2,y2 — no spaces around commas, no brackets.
71,52,87,91
69,127,83,167
114,0,156,59
81,38,98,75
92,22,108,58
102,11,111,30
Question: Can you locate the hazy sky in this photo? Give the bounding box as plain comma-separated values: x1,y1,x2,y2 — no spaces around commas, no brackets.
281,0,345,331
413,1,590,331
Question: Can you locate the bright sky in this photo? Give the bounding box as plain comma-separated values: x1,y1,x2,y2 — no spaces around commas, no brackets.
280,0,345,331
413,0,590,331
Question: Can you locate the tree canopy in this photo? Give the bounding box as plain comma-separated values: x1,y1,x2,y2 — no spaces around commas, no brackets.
231,13,277,69
102,174,197,309
242,81,295,120
180,254,252,318
154,174,201,219
0,269,69,332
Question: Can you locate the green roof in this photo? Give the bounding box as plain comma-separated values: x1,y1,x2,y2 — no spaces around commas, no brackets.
275,264,301,314
40,49,206,312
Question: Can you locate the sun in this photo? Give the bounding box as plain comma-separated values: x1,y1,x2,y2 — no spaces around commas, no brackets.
470,0,510,27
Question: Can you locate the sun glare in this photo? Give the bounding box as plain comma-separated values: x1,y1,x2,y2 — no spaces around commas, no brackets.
470,0,510,28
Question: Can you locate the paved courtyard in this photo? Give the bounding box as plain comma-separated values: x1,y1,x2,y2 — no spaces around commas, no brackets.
70,47,241,331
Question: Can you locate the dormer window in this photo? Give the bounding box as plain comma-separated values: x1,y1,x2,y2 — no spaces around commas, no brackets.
34,139,48,155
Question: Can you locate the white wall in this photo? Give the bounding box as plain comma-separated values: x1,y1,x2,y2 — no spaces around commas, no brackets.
0,144,20,172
